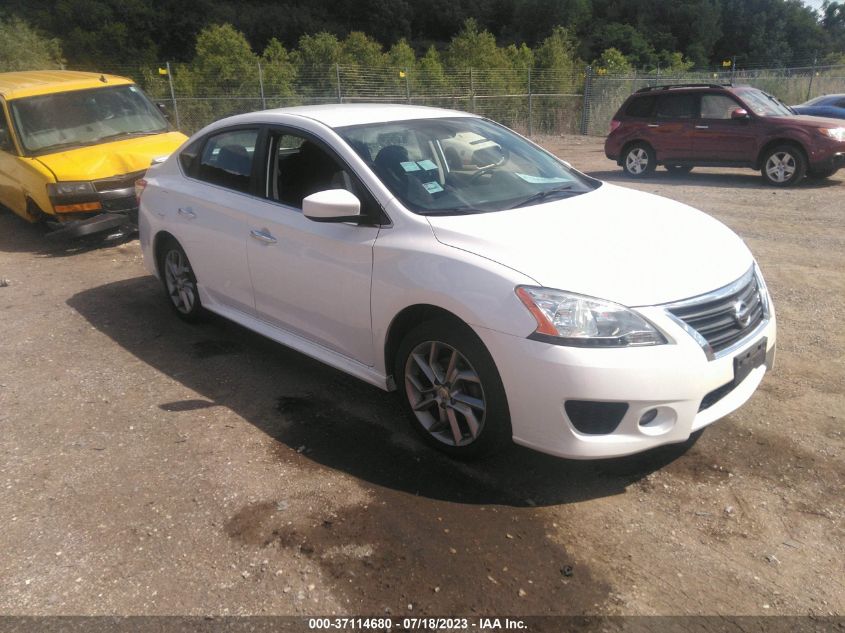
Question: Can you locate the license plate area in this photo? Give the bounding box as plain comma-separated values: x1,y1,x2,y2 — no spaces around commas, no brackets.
734,337,767,385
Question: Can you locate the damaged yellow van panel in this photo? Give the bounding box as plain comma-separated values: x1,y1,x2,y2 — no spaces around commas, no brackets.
0,70,188,239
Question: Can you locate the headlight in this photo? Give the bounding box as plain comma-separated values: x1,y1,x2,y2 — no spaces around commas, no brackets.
820,127,845,142
47,181,96,196
516,286,666,347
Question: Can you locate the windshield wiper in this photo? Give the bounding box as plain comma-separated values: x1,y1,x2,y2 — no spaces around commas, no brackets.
93,130,163,143
508,185,574,209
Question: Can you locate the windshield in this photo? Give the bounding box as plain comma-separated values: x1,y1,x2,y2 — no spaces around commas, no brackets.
337,117,597,215
735,88,793,117
9,84,168,154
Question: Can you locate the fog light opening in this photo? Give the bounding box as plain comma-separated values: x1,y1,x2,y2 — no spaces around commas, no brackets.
639,408,659,427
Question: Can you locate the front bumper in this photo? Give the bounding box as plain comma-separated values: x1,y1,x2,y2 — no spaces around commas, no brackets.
46,170,144,239
45,211,137,240
475,306,776,460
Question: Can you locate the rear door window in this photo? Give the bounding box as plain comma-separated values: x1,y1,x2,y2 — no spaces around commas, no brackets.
656,94,698,119
625,96,657,118
197,128,259,194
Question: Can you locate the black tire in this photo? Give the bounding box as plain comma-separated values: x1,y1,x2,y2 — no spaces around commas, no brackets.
157,237,205,322
807,166,838,180
665,164,693,175
394,318,512,459
622,143,657,178
760,145,806,186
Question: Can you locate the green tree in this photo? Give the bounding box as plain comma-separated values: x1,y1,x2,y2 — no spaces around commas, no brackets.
655,51,695,74
192,24,259,95
445,18,511,70
594,48,634,75
534,26,581,92
261,38,297,104
340,31,386,68
0,15,64,71
417,46,449,94
387,38,416,70
292,32,342,98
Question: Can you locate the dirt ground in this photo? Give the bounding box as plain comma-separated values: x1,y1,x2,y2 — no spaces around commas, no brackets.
0,135,842,619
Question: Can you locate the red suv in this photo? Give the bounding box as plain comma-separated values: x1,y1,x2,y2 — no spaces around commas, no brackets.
605,83,845,186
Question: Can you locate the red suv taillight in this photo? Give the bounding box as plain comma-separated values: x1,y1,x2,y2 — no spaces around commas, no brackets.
135,178,147,204
609,119,622,133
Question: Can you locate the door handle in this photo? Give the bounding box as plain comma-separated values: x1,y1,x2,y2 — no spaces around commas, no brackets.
695,125,710,129
250,229,277,244
177,207,196,219
647,124,660,128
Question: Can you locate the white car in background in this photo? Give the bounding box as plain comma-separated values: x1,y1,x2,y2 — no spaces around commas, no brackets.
138,104,776,459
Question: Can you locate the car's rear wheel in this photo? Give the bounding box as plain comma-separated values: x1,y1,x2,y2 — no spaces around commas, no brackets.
622,143,656,178
761,145,806,186
665,164,693,175
395,319,511,459
158,238,204,322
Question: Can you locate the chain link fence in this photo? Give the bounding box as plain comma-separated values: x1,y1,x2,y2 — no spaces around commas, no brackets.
80,62,845,138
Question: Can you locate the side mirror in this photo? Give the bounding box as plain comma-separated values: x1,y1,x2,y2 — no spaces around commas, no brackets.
731,108,750,120
303,189,362,223
156,102,171,120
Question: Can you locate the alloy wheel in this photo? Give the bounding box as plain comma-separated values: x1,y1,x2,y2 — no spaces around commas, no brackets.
404,340,487,447
626,148,649,174
765,151,797,183
163,249,197,314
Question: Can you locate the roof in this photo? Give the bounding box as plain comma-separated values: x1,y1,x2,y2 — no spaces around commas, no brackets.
0,70,134,100
252,103,476,128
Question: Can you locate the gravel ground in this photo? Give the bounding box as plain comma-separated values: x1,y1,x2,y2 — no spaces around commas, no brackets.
0,135,842,618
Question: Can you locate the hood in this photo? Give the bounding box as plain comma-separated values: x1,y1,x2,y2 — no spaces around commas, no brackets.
35,131,188,181
426,183,753,307
771,114,845,127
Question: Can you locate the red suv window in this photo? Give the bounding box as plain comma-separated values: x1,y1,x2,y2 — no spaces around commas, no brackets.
656,94,698,119
625,96,657,118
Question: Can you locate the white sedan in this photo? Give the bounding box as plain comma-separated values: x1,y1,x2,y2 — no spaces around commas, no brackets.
137,104,776,459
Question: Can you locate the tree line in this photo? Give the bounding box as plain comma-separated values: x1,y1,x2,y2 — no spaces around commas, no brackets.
2,0,844,76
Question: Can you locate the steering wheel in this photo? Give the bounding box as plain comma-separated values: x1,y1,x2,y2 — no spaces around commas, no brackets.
469,147,508,183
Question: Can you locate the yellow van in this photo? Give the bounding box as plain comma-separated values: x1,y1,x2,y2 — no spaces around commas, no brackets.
0,70,187,239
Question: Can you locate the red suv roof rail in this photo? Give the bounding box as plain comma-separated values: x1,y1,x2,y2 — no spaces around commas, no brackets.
634,83,733,93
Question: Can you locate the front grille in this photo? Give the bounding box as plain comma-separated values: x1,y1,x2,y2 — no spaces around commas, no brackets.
93,170,147,193
667,269,765,355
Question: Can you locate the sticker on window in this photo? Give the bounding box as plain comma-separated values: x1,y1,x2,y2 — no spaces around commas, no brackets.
417,159,438,171
401,161,421,172
422,181,444,194
516,173,570,184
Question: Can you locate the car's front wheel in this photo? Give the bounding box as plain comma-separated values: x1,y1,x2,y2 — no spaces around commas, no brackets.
395,319,511,459
622,143,656,178
761,145,806,186
158,238,204,322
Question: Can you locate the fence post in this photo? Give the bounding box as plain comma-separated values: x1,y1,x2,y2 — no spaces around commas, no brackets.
580,65,592,136
527,67,533,137
166,61,180,130
258,60,266,110
405,67,411,103
470,69,476,113
806,56,817,101
336,64,342,103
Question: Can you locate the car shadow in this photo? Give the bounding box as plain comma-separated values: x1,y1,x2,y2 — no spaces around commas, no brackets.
588,168,843,190
67,275,702,509
0,208,134,257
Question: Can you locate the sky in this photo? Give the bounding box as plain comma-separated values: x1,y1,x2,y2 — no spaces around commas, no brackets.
803,0,825,10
